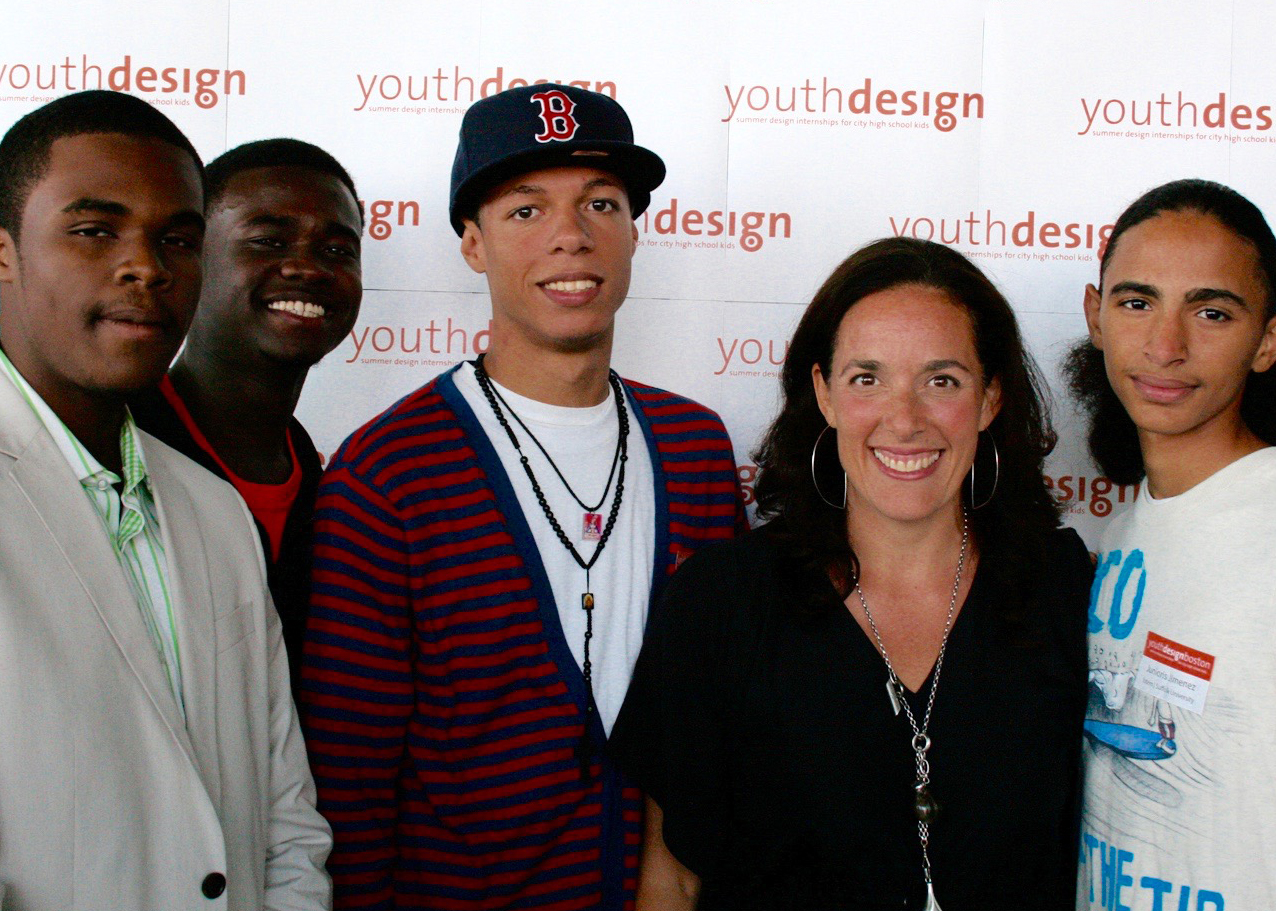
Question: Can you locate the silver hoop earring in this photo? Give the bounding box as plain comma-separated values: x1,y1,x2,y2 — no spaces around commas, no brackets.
811,425,847,510
968,432,1000,510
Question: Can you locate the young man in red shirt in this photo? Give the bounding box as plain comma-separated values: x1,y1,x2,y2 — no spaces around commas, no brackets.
132,139,363,687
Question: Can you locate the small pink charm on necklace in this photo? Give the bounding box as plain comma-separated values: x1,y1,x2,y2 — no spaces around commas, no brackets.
582,512,603,541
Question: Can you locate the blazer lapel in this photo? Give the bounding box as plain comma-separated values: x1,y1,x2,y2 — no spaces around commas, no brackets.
143,437,222,805
0,380,192,749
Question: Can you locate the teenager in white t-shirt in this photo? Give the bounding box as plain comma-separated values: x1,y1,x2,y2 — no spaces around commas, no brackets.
1066,179,1276,910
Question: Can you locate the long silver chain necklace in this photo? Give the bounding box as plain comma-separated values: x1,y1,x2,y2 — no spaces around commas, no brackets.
853,509,968,911
472,355,629,779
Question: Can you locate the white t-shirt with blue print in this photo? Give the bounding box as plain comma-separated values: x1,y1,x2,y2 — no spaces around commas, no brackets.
1080,447,1276,911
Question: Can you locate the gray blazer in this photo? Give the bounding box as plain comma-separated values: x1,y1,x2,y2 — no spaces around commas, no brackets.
0,373,331,911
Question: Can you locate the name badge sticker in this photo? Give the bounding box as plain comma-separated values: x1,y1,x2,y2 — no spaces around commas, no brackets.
1132,631,1215,714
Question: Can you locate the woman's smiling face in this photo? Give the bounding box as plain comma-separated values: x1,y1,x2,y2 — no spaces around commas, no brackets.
813,283,1001,526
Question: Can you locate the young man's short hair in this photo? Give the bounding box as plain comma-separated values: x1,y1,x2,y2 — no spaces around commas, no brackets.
0,90,204,241
205,138,363,226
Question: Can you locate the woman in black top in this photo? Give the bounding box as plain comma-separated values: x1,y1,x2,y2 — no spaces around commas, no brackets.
611,238,1091,910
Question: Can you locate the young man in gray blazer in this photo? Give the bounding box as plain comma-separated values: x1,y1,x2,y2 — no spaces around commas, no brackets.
0,90,331,911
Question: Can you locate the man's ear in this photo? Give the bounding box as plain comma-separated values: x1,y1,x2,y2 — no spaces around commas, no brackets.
459,220,486,275
0,227,17,283
1083,283,1104,349
1251,313,1276,374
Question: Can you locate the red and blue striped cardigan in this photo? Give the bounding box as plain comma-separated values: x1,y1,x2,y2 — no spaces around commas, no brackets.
301,366,746,910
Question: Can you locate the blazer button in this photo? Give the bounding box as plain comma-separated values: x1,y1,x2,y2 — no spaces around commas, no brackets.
201,872,226,898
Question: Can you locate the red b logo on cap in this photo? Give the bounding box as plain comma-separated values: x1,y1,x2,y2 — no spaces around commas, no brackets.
530,90,579,143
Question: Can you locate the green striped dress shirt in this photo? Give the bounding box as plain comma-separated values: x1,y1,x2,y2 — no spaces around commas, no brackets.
0,351,184,719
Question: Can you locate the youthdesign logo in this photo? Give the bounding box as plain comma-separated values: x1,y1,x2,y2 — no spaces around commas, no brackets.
723,76,983,133
1046,474,1138,518
353,66,615,113
345,319,491,367
362,198,422,241
0,55,245,109
357,193,792,253
888,210,1114,262
715,335,789,377
1078,91,1275,141
638,199,792,253
737,464,759,508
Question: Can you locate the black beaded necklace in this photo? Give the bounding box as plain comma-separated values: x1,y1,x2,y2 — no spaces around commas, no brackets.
472,355,629,778
482,372,624,517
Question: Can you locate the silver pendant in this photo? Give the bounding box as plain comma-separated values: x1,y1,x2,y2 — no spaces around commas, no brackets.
922,882,941,911
886,676,902,715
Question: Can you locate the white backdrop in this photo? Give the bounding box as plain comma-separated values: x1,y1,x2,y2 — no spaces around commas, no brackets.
4,0,1272,546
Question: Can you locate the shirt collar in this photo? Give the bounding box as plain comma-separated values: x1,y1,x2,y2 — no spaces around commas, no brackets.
0,347,151,492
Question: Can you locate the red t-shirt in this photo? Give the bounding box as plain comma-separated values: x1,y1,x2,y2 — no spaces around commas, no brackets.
158,376,300,563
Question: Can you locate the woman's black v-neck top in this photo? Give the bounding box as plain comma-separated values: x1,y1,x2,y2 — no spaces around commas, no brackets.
610,520,1091,911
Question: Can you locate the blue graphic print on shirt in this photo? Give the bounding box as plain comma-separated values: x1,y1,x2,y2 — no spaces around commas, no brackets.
1088,548,1145,640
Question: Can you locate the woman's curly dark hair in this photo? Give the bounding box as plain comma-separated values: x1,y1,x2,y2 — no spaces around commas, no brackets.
753,237,1061,606
1064,178,1276,484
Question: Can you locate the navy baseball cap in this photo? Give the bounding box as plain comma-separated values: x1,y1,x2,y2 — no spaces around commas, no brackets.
449,83,666,235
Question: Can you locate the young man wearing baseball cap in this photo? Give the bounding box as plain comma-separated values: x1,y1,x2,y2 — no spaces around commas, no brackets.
302,84,746,909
